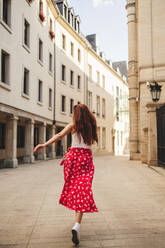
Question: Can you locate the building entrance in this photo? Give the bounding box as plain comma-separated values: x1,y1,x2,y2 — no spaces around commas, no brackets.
157,104,165,166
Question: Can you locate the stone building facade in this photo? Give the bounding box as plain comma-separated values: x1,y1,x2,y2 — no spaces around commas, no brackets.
0,0,129,168
126,0,165,165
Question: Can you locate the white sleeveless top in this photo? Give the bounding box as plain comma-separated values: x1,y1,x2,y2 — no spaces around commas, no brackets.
71,132,91,149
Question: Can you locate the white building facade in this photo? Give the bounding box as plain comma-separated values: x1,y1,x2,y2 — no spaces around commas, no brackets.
0,0,129,168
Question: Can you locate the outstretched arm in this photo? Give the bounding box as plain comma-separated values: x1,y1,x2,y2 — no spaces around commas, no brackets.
33,123,73,153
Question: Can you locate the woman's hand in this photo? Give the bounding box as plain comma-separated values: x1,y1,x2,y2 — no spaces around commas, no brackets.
33,144,45,153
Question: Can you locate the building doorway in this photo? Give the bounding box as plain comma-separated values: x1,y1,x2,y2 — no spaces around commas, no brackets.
56,126,64,157
157,104,165,166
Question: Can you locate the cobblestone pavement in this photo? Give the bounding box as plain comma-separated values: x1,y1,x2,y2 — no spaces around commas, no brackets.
1,156,165,248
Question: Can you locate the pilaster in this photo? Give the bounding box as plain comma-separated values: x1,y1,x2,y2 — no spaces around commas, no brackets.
4,115,18,168
126,0,140,160
146,103,158,166
23,119,35,164
37,122,47,160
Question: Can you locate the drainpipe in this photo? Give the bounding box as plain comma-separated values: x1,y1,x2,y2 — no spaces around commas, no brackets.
53,41,56,126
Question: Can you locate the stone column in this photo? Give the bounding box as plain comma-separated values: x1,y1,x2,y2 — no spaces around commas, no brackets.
141,127,148,164
126,0,140,160
4,115,18,168
146,104,158,166
48,125,56,159
23,119,35,164
37,122,46,160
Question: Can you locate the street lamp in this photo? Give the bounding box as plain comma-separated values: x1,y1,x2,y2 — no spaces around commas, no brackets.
146,81,162,102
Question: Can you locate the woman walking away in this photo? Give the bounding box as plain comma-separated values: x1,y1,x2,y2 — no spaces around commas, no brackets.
33,104,98,246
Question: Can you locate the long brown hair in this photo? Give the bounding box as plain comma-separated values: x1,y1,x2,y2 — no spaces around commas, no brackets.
73,104,98,145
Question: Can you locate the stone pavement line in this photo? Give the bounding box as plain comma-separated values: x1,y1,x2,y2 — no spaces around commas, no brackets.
25,179,51,248
1,156,165,247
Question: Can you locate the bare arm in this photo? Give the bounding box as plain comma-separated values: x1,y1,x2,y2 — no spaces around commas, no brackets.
33,123,73,153
44,123,73,147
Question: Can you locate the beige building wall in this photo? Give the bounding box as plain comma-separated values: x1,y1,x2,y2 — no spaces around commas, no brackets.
126,0,165,165
0,0,129,168
87,49,129,155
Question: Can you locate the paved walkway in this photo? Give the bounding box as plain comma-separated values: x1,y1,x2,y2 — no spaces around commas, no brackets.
1,156,165,248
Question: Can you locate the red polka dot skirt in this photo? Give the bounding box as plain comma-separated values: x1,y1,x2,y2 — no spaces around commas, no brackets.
59,147,98,213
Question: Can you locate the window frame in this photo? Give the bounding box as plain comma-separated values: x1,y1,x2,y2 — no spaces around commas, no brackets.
77,75,81,89
24,18,30,49
48,88,52,109
70,98,74,114
61,64,66,82
38,79,43,103
78,48,81,63
23,67,30,96
2,0,11,29
38,38,43,63
1,49,10,85
49,52,53,73
70,70,74,86
71,42,74,57
61,95,66,113
62,34,66,50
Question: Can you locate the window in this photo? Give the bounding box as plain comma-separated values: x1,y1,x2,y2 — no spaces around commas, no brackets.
17,125,25,148
78,49,81,62
71,13,74,27
77,21,80,33
77,75,81,89
23,68,29,95
64,5,67,19
102,75,105,88
116,86,119,121
24,19,30,48
88,91,92,110
39,0,45,22
49,53,52,72
2,0,11,27
0,123,6,149
62,34,66,50
102,128,106,149
97,127,100,148
88,65,92,80
70,99,74,114
49,88,52,108
71,42,74,57
50,18,53,30
96,71,100,85
61,95,66,112
96,96,100,116
117,131,119,146
102,98,106,118
62,64,66,81
39,39,43,62
38,80,43,102
121,131,123,146
74,19,77,30
70,70,74,86
1,50,10,84
68,10,70,23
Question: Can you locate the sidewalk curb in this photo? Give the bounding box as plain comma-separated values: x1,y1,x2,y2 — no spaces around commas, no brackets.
149,166,165,177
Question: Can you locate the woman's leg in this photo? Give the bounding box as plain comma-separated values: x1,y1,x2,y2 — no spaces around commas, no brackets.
75,211,83,223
